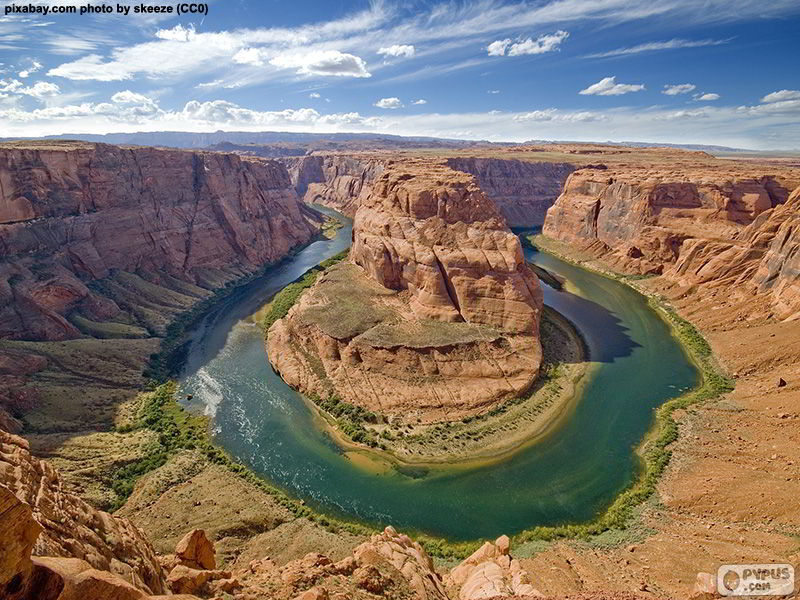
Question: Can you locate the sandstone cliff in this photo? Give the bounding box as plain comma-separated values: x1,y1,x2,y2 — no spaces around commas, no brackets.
269,161,542,422
282,154,384,216
0,141,319,342
0,429,167,595
446,157,575,227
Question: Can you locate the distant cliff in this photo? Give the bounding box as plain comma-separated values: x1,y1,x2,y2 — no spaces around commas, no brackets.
0,142,319,341
446,157,575,227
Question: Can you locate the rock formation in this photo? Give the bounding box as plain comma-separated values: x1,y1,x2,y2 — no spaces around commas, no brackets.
446,157,575,227
282,154,384,216
542,161,800,320
269,161,543,422
0,141,319,341
0,429,167,595
446,535,540,600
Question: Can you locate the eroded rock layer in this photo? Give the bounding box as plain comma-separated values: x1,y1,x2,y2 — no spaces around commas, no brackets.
542,160,800,320
282,154,384,216
446,157,575,226
0,430,166,595
0,141,319,341
269,161,542,422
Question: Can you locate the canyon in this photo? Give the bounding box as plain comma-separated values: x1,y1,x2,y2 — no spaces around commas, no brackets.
268,159,544,423
2,139,800,600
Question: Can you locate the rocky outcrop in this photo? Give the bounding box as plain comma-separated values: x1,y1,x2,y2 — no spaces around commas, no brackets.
0,141,319,341
543,164,797,275
446,535,540,600
0,430,167,595
282,154,384,216
269,161,543,422
446,157,575,227
668,185,800,320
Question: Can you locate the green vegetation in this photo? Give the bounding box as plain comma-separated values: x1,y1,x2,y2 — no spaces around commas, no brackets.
261,249,349,333
313,393,382,447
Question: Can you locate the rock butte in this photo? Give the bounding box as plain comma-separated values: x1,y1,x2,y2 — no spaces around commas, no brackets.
268,160,543,422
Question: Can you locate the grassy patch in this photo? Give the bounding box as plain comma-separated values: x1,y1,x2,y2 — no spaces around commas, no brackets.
261,249,349,333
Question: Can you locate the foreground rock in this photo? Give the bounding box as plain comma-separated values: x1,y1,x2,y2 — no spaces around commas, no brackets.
269,160,543,422
446,535,541,600
0,141,319,341
0,430,166,594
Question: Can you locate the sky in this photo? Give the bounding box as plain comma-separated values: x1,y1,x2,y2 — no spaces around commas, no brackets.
0,0,799,149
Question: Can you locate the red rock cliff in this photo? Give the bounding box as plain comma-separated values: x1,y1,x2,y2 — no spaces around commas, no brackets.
0,142,319,341
446,157,575,227
268,161,543,422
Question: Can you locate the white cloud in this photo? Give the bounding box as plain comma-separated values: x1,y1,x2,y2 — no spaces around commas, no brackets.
309,92,321,98
508,30,569,56
487,89,500,94
232,48,265,67
487,39,510,56
49,54,131,81
662,83,696,96
761,89,800,103
269,50,371,78
377,44,415,58
412,99,427,105
585,38,728,58
374,97,403,109
514,108,605,122
487,30,568,57
579,76,645,96
155,24,196,42
695,92,720,101
0,78,60,99
18,60,42,78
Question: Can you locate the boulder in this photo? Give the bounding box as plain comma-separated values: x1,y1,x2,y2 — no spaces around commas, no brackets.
175,529,216,571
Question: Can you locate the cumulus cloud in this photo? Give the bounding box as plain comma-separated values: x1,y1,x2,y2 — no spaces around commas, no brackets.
269,50,371,78
18,60,42,78
377,44,415,58
0,78,60,99
374,97,403,109
155,24,196,42
412,99,427,105
487,31,568,56
761,90,800,103
487,89,500,94
181,99,378,127
585,38,728,58
232,48,265,67
580,76,645,96
694,92,720,101
487,39,510,56
309,92,321,98
662,83,696,96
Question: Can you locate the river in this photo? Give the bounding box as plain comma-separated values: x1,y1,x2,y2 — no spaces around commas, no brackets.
179,207,699,541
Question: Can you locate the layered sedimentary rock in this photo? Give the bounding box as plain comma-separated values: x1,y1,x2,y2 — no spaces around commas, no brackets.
282,154,384,216
0,430,167,595
543,160,800,321
446,157,575,227
269,161,542,422
544,165,795,273
0,141,319,341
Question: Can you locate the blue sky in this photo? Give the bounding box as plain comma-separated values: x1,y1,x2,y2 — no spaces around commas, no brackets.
1,0,799,148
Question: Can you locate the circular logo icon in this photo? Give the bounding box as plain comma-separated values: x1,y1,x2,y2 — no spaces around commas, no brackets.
723,570,741,592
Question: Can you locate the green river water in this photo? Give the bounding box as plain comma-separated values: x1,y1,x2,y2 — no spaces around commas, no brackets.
179,208,699,541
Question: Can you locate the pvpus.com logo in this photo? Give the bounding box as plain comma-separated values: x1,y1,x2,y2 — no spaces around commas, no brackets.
717,564,795,596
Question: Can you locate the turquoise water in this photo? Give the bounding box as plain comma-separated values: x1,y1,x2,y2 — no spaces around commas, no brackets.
179,211,699,541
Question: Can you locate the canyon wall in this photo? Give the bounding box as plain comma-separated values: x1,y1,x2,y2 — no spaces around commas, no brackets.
0,142,320,341
542,163,800,320
446,157,575,227
282,154,384,216
268,161,543,422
